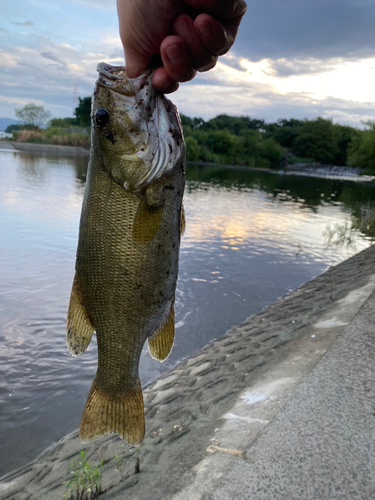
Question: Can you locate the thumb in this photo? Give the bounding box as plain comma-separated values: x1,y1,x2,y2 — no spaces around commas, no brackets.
123,43,154,78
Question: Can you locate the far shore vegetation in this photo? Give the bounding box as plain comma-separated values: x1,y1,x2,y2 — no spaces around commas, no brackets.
4,100,375,174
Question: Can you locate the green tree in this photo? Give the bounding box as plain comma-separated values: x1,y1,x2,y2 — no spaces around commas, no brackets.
292,118,339,164
257,138,283,164
347,121,375,170
185,136,200,161
5,124,21,133
15,103,51,127
206,129,240,156
204,114,265,134
332,124,360,166
180,114,204,134
49,117,78,128
241,129,262,156
74,97,92,127
265,119,304,148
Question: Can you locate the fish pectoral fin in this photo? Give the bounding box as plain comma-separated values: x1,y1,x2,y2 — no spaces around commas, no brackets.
79,378,145,446
132,195,163,244
66,275,94,357
148,304,175,362
180,205,186,238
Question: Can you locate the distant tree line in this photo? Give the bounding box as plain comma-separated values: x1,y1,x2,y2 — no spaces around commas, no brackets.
6,100,375,172
181,114,372,170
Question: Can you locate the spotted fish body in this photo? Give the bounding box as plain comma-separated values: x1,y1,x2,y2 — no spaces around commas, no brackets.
66,63,185,444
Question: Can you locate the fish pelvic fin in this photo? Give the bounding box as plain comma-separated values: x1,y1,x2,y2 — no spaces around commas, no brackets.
79,378,145,445
148,303,175,362
132,192,163,245
66,274,94,357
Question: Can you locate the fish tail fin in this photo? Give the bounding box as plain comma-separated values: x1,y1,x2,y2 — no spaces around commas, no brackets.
79,378,145,445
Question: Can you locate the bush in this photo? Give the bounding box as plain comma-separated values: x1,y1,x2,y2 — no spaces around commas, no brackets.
13,127,90,148
185,136,200,161
292,118,339,164
49,117,78,128
347,122,375,171
14,129,45,143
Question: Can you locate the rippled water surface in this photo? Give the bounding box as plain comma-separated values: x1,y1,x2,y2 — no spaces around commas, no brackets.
1,150,374,475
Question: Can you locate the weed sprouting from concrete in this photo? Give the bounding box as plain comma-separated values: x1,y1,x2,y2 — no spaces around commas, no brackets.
63,450,103,499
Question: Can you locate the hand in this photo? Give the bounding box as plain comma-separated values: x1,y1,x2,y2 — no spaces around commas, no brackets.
117,0,247,93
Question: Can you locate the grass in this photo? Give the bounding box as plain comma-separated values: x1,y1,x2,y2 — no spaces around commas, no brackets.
63,450,103,500
12,127,90,149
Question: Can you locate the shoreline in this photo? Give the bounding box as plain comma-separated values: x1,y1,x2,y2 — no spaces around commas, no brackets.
1,141,374,181
1,244,375,500
0,140,90,156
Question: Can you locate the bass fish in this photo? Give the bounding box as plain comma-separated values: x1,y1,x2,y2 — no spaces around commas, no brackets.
66,63,185,445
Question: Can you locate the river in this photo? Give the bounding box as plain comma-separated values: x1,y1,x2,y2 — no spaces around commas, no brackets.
0,149,374,476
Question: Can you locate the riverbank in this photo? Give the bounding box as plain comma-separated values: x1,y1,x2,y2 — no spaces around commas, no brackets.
0,140,89,156
1,244,374,500
1,141,374,181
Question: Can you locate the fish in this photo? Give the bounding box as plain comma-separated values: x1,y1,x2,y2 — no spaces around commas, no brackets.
66,62,185,445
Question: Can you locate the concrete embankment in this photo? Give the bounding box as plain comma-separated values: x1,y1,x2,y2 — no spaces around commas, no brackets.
0,245,374,500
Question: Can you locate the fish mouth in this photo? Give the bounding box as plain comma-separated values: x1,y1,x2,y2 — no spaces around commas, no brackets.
95,63,184,190
96,63,148,97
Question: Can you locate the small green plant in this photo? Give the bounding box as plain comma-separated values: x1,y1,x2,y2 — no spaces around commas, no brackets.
112,453,125,474
63,450,103,499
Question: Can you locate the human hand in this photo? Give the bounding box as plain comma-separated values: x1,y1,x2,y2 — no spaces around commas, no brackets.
117,0,247,93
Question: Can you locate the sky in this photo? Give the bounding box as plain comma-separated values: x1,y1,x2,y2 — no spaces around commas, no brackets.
1,0,375,126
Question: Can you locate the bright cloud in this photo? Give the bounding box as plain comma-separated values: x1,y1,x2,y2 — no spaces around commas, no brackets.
0,0,374,126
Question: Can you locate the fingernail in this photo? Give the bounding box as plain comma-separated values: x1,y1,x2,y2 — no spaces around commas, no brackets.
175,18,193,44
165,43,183,64
197,21,213,40
158,78,172,90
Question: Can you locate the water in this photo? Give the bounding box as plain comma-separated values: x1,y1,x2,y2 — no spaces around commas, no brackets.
0,150,374,476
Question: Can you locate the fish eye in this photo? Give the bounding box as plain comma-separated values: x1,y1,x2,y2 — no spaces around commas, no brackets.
95,108,110,127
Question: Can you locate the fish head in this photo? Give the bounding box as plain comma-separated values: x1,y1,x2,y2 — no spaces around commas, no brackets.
92,63,184,192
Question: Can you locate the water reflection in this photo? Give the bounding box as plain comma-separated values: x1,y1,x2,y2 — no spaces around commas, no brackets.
0,151,374,476
325,202,375,249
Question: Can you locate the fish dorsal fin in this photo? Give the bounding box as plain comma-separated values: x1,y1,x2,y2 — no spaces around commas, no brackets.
148,304,175,362
180,205,186,237
66,274,95,357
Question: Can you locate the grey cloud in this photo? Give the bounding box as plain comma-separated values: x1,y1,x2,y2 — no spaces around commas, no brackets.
11,21,34,27
234,0,375,62
40,51,67,66
219,54,247,72
269,58,337,77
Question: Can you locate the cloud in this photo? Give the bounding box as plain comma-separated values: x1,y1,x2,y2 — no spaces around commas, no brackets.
234,0,375,61
66,0,116,10
0,26,125,119
173,55,375,127
11,21,34,27
269,58,338,78
40,51,67,66
0,0,374,127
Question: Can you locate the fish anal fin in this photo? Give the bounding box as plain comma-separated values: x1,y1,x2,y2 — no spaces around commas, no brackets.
132,196,163,244
79,379,145,445
66,275,94,357
148,305,175,362
180,205,186,237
